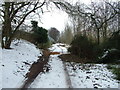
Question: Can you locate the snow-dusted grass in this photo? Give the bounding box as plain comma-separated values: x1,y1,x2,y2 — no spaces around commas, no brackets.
2,40,41,88
65,63,120,88
106,64,120,81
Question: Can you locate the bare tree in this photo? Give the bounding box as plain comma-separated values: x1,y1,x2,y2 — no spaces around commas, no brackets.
55,0,118,44
59,24,73,44
48,27,60,42
1,1,48,48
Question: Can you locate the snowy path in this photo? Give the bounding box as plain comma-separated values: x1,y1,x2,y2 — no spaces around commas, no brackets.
63,61,73,88
29,43,70,88
29,55,69,88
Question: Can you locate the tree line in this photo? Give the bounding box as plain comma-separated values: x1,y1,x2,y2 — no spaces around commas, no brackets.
58,0,120,63
0,0,120,63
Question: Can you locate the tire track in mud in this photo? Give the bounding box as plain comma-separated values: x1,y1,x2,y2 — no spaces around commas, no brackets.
56,44,73,88
20,50,51,89
62,61,73,88
21,44,73,89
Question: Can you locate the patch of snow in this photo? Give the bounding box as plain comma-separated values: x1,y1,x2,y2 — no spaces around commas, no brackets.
2,39,41,88
101,50,109,59
109,48,118,52
49,43,68,54
100,48,119,59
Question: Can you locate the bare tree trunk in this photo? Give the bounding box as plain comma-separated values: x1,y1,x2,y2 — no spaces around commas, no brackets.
97,28,100,45
102,21,107,42
3,2,12,49
118,1,120,31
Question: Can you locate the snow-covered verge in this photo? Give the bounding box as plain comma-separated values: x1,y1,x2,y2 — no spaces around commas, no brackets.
65,63,120,88
1,39,41,88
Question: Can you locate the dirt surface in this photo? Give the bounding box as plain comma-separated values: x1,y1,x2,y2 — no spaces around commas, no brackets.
58,54,91,63
21,50,51,89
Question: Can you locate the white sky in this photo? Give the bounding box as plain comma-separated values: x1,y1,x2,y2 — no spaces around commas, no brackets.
32,0,102,32
39,0,92,32
26,0,94,32
38,8,68,32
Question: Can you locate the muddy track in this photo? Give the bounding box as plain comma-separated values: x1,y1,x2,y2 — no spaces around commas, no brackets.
62,61,73,88
20,46,73,89
57,46,73,88
21,50,51,89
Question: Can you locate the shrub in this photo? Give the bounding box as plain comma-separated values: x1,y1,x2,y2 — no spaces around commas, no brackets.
97,49,120,63
31,21,48,44
104,30,120,50
37,40,52,49
97,30,120,63
33,27,48,44
68,34,95,59
107,65,120,81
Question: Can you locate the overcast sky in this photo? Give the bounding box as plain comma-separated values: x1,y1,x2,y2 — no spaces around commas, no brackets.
32,0,102,32
37,0,118,32
38,8,68,32
26,0,94,32
38,0,92,32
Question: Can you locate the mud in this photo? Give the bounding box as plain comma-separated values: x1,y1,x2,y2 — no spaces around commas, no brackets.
21,50,51,89
59,54,90,63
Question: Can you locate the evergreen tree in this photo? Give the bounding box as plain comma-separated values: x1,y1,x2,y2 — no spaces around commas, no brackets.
31,21,48,44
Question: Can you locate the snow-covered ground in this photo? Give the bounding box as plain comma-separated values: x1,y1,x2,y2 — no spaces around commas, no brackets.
1,41,120,89
29,55,69,88
30,43,120,88
29,43,70,88
66,63,120,88
2,39,41,88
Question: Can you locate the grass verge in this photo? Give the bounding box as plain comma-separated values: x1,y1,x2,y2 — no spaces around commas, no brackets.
106,64,120,81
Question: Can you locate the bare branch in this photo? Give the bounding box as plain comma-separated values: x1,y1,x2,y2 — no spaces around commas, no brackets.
13,1,46,34
106,2,120,14
10,2,31,21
